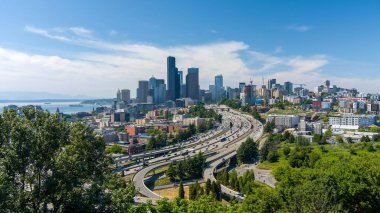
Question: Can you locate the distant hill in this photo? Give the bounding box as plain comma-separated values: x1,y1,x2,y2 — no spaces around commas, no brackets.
0,91,99,101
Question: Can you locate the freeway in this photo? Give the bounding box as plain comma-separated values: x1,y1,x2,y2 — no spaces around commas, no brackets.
114,127,227,164
114,111,237,173
114,106,245,165
133,106,259,200
202,114,263,200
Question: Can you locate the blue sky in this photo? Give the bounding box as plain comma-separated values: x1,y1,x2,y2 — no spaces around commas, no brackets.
0,0,379,97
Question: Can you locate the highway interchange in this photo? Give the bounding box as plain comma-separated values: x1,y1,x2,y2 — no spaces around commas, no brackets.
128,105,264,202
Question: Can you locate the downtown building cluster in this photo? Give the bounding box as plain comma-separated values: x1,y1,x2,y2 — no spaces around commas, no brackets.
81,55,380,148
115,56,202,108
113,56,380,122
114,56,248,108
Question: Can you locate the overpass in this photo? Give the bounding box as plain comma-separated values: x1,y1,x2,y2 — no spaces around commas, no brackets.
133,107,258,200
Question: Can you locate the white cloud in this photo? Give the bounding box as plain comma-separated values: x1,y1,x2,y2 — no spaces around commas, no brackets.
287,24,312,32
69,27,93,36
25,25,70,41
0,25,376,98
274,46,283,53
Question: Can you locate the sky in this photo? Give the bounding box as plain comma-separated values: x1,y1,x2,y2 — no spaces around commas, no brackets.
0,0,379,98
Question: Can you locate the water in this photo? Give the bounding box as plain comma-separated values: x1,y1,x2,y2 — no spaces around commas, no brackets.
0,100,102,115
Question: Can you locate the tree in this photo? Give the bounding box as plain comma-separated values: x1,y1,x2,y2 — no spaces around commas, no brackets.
156,199,172,213
288,145,313,168
252,107,261,121
146,128,167,150
111,182,136,212
324,126,333,139
260,142,270,162
289,134,295,143
194,180,201,199
211,181,222,201
372,134,380,142
230,169,240,191
237,138,259,164
264,120,275,133
283,146,291,158
217,168,229,185
360,135,371,142
166,163,176,181
105,144,123,154
178,181,185,199
177,162,186,180
369,125,380,133
367,144,375,152
239,187,283,213
307,151,321,168
196,122,207,133
189,184,197,200
267,150,280,163
241,105,252,113
205,179,212,195
219,99,241,109
0,107,133,212
347,137,353,143
312,134,322,144
283,131,291,141
335,135,344,143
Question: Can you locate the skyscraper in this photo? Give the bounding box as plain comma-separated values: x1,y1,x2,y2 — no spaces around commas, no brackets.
116,89,121,102
148,76,166,104
239,82,246,92
267,79,276,90
186,68,200,100
120,89,131,103
136,80,149,103
155,79,166,104
325,80,331,89
178,71,183,85
178,70,185,97
209,85,216,101
215,74,224,101
242,85,256,106
167,56,180,101
149,76,157,90
284,81,293,94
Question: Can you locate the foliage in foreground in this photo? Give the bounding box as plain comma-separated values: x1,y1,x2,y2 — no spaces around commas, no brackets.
0,107,134,212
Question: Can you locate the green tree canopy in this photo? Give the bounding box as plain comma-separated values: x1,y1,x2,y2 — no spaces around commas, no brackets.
0,107,134,212
237,138,259,164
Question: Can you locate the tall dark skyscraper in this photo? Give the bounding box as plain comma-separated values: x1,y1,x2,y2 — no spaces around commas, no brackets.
284,81,293,94
136,80,149,103
186,68,200,100
215,74,224,101
167,56,180,101
267,79,276,90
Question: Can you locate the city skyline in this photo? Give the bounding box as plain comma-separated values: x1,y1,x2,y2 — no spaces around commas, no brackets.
1,1,380,98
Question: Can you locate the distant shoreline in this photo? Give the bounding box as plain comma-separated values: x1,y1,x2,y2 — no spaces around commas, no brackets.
0,99,86,103
0,98,115,104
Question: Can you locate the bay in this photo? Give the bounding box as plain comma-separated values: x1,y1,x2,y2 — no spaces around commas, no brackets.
0,100,106,115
